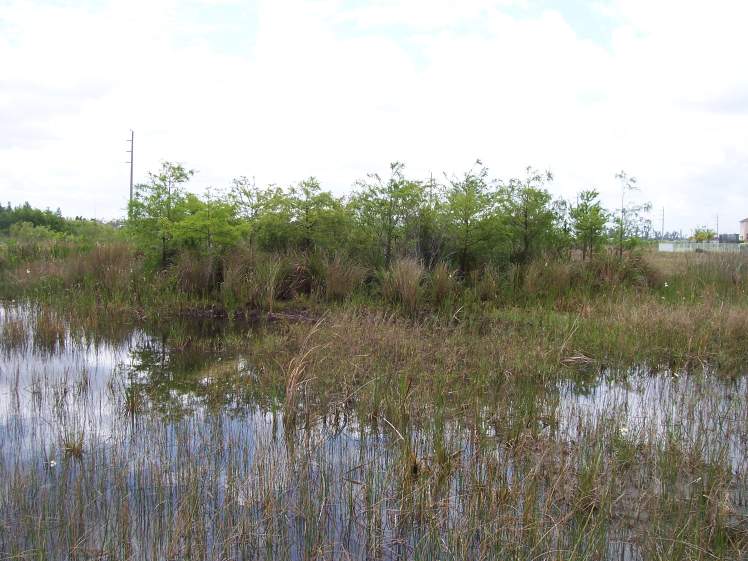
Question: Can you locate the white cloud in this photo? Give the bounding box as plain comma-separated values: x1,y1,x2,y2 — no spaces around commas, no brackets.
1,0,747,232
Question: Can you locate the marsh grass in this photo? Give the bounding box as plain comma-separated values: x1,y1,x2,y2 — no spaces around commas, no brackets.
0,306,746,560
32,309,66,354
1,316,27,353
2,249,748,559
379,258,424,315
321,254,367,301
429,261,455,307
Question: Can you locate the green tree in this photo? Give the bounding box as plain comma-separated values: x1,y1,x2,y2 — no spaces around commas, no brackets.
443,162,497,273
691,228,716,242
127,162,194,264
288,178,351,253
414,175,447,267
500,168,560,265
351,162,424,266
229,176,264,248
570,190,608,260
171,191,246,253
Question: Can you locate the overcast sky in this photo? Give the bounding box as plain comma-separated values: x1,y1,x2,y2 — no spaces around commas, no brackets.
2,0,747,234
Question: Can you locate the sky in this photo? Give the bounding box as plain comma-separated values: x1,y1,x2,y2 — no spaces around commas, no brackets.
1,0,747,234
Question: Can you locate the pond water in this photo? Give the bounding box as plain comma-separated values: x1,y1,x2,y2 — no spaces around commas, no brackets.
1,304,746,560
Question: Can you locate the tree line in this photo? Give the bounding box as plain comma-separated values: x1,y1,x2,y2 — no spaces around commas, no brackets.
126,161,651,272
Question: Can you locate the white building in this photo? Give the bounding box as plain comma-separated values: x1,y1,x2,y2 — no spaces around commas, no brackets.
742,218,748,241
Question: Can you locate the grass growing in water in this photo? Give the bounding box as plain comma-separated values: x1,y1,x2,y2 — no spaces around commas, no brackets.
1,248,748,559
0,307,746,560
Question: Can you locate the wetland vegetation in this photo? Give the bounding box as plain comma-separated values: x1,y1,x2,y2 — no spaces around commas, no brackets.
1,162,747,559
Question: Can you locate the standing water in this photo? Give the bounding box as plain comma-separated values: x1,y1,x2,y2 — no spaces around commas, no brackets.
1,304,746,560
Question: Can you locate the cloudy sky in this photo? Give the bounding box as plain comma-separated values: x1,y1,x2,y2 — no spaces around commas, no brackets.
2,0,747,234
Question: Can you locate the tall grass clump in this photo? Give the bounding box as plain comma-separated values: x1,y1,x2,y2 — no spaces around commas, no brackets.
222,248,284,311
574,251,658,291
429,261,456,307
173,250,220,297
32,310,66,353
321,254,367,302
6,242,140,302
522,259,573,301
379,257,424,315
470,265,504,303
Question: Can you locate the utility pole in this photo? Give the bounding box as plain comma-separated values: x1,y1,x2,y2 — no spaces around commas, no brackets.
126,130,134,202
661,207,665,240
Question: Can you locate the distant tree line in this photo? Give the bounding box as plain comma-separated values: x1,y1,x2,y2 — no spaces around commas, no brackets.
0,202,119,241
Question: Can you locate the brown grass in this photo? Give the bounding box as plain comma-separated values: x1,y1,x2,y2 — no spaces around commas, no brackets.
430,261,455,306
322,254,367,301
380,257,424,315
1,316,27,353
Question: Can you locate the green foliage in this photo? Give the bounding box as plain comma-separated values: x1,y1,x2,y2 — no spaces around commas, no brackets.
500,168,563,265
0,202,66,234
692,228,717,242
9,221,62,242
127,161,194,265
172,192,247,253
350,162,425,266
443,162,497,273
288,178,351,252
570,190,608,260
116,159,655,285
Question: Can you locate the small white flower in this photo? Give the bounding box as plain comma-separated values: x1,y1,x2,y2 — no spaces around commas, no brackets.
26,269,31,275
48,460,57,468
620,426,629,436
663,282,669,288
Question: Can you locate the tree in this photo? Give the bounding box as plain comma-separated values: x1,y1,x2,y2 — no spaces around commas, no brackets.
570,190,608,260
500,168,560,266
443,161,497,273
350,162,424,266
614,171,651,259
691,227,716,242
127,162,194,265
171,191,246,254
229,176,263,248
414,175,447,267
288,178,351,253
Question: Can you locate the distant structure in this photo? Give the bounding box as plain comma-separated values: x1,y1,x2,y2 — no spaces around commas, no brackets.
658,242,745,253
719,233,740,244
660,217,748,253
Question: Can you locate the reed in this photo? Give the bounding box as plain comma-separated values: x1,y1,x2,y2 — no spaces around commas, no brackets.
0,315,27,353
379,257,424,315
321,254,367,301
0,304,746,560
